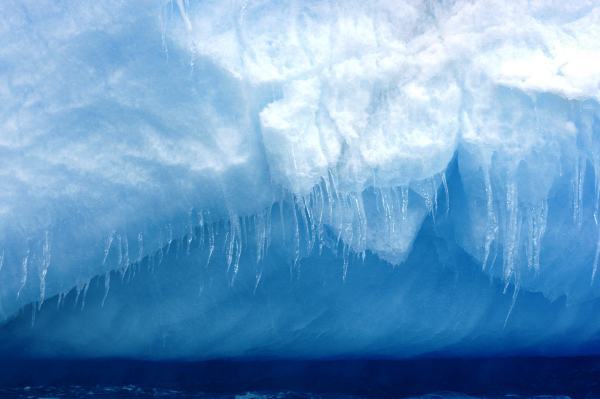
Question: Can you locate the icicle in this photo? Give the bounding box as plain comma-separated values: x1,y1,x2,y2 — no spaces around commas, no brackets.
254,214,262,264
441,171,450,215
594,160,600,226
187,212,194,255
226,219,236,271
155,247,163,268
265,207,272,256
39,231,51,307
80,282,90,310
0,249,4,273
388,187,398,234
322,173,334,223
422,182,433,213
166,224,173,255
101,272,110,308
573,158,586,228
349,192,367,252
315,182,325,230
255,210,270,264
292,197,301,269
300,196,315,254
329,168,341,203
593,165,600,283
206,221,215,267
137,233,144,263
174,236,182,259
401,186,409,221
122,236,130,274
57,292,65,310
592,232,600,283
17,250,29,300
241,215,249,249
224,214,243,285
504,277,520,328
102,232,114,265
342,243,350,281
393,186,403,229
198,212,205,249
482,169,498,271
335,195,346,248
296,197,308,252
380,188,393,237
503,180,520,282
279,198,286,241
432,177,439,220
262,213,269,263
385,188,393,230
157,230,165,266
176,0,192,31
233,229,242,283
116,235,123,266
304,195,317,253
254,269,263,294
526,201,547,271
315,184,326,255
74,282,84,307
374,187,382,215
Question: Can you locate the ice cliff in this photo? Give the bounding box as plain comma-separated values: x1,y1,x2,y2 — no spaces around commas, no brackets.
1,0,600,358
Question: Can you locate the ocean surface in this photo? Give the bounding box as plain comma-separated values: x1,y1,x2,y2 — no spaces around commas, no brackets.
0,358,598,398
0,386,577,399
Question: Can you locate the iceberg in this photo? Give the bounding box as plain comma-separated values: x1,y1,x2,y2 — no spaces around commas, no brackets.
0,0,600,360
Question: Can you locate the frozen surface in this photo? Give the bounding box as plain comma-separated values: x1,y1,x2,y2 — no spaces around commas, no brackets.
1,0,600,358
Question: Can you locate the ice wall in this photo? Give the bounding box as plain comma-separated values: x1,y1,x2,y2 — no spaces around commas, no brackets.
1,0,600,347
6,200,600,359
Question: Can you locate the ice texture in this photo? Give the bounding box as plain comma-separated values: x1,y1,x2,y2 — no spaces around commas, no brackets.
1,0,600,357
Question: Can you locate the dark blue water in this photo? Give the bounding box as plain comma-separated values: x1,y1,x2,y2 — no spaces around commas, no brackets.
0,357,599,398
0,386,575,399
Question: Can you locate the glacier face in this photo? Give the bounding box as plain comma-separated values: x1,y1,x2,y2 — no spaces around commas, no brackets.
1,0,600,358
